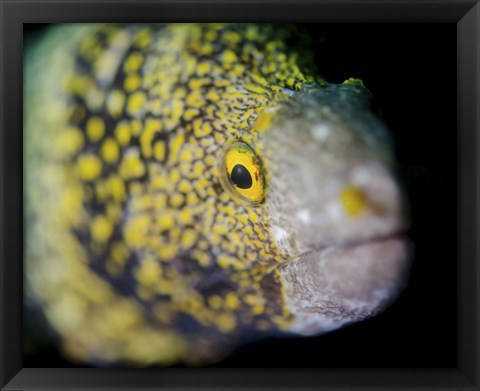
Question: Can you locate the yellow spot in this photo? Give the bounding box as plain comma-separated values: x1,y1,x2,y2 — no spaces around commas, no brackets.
218,254,245,270
91,215,113,243
152,193,167,210
170,193,184,208
140,119,161,158
200,137,215,147
204,155,216,167
111,242,129,265
197,62,211,75
149,99,162,114
186,192,199,205
153,141,165,161
223,91,245,101
342,77,366,88
169,169,181,184
56,126,84,157
101,138,120,164
135,257,161,287
214,132,225,144
106,90,125,118
119,150,146,179
66,74,93,95
254,110,274,132
286,77,297,88
246,26,258,41
242,226,253,235
158,244,178,261
169,132,185,164
181,229,197,249
123,52,144,73
339,186,367,217
124,74,141,92
197,238,209,251
252,240,263,249
62,185,84,225
217,312,236,333
186,90,205,108
188,78,210,90
157,213,174,232
238,215,248,224
213,224,229,235
208,295,223,309
202,122,213,136
124,215,149,248
108,175,126,202
176,180,191,194
225,293,240,309
254,225,267,241
115,121,131,146
245,83,269,95
223,50,237,63
205,29,217,41
199,42,214,56
127,91,147,116
129,181,143,196
206,90,220,102
130,119,143,136
252,305,265,315
231,63,245,77
86,116,105,142
77,154,102,181
244,294,257,306
133,28,152,48
248,210,259,223
193,250,210,266
183,108,199,121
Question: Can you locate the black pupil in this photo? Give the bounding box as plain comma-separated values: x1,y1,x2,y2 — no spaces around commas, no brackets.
230,164,253,189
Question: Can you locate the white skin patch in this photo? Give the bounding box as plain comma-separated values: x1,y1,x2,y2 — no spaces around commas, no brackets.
280,88,298,98
296,209,311,224
326,201,343,221
311,124,330,141
352,164,380,186
272,225,289,243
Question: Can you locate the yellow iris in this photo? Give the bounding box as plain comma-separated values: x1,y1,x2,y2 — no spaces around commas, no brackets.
220,141,266,204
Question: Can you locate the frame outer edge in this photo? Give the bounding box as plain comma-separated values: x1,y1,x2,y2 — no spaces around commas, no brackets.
0,0,477,390
458,1,480,388
1,0,24,388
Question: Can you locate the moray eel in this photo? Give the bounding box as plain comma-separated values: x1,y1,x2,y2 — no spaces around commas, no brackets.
25,23,410,366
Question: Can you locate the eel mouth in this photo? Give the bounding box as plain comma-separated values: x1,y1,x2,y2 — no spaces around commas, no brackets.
290,230,412,313
296,228,410,261
315,231,407,254
281,231,412,335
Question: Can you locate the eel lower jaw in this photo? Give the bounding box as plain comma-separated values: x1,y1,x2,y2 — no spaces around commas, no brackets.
280,232,412,335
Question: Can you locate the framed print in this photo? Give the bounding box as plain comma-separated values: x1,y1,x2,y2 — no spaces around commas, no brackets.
1,1,479,390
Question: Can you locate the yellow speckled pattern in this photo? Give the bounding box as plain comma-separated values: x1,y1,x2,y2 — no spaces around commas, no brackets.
25,23,325,365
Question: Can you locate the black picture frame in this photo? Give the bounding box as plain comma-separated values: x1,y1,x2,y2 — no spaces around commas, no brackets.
1,1,479,390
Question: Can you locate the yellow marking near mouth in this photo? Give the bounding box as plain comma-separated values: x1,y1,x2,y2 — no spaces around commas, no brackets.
340,186,367,217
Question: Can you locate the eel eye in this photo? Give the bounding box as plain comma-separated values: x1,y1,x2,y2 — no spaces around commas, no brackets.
220,141,266,204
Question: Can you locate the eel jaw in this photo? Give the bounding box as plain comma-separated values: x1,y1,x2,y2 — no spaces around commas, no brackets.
279,232,412,335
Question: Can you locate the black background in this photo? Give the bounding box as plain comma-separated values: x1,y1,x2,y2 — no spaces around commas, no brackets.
23,23,457,368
